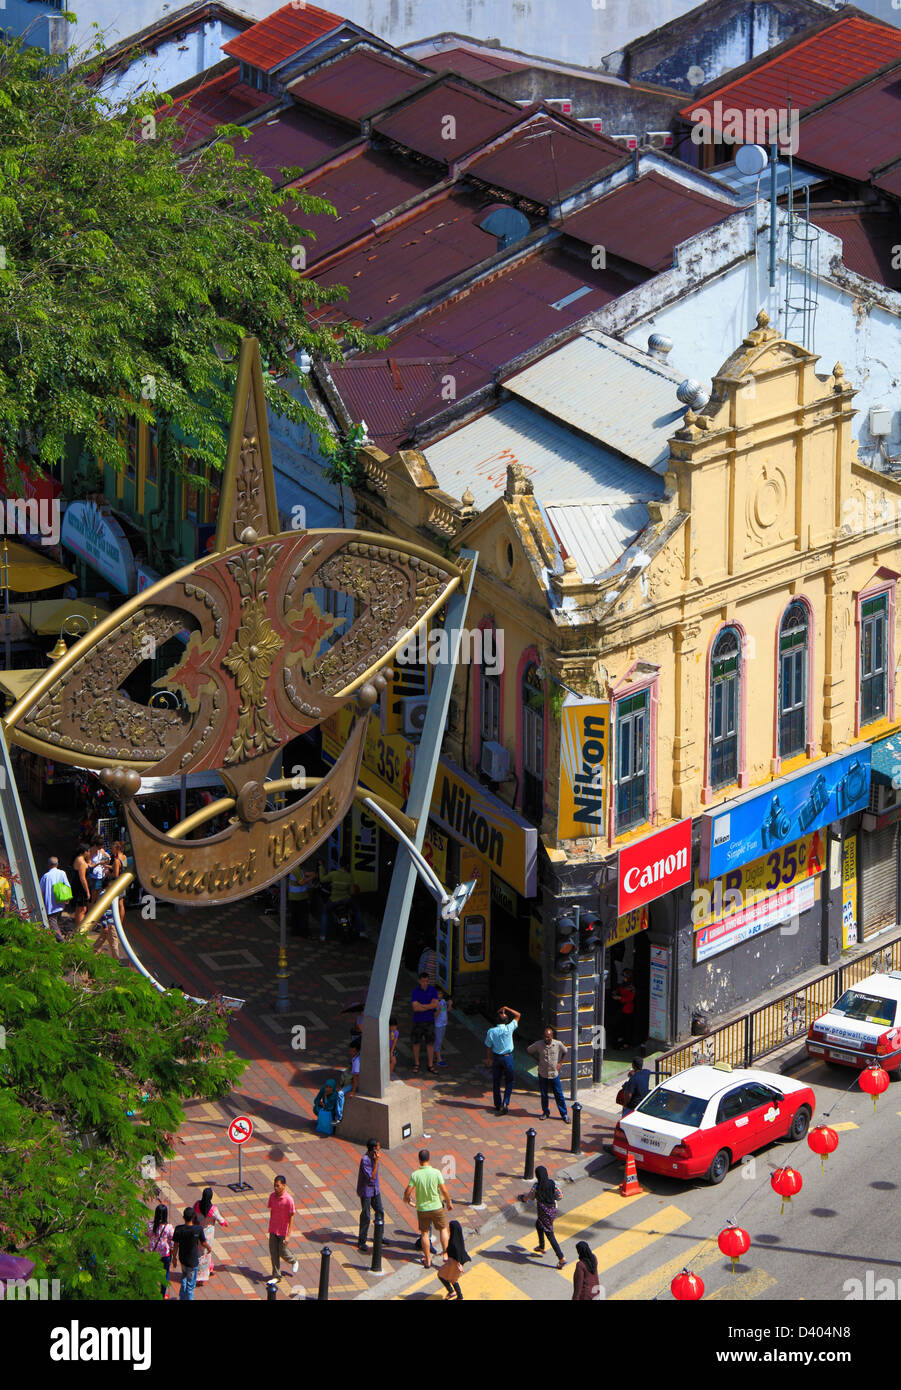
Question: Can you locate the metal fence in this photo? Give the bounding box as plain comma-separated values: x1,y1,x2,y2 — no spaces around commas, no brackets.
654,933,901,1083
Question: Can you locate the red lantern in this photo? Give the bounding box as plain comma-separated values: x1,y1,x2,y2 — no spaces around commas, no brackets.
807,1124,839,1172
671,1267,705,1301
717,1222,750,1274
858,1065,890,1111
771,1166,803,1215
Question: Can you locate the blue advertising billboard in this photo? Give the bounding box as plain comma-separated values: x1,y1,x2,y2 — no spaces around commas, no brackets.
700,747,871,881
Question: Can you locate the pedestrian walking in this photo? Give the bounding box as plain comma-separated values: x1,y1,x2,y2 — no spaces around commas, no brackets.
170,1208,210,1301
344,1042,361,1099
483,1004,521,1114
356,1139,383,1252
522,1165,565,1269
88,836,111,903
404,1149,453,1268
617,1056,651,1113
267,1175,299,1282
436,1220,470,1300
193,1187,228,1283
147,1203,175,1299
108,842,128,926
71,844,91,927
572,1242,600,1300
389,1015,399,1076
40,856,72,940
433,987,451,1068
613,969,637,1048
411,971,439,1073
312,1078,342,1135
317,857,362,942
527,1027,569,1121
287,867,315,937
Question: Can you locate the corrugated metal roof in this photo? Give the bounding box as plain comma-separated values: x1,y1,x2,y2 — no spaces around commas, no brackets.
234,107,358,183
223,2,346,71
422,399,666,511
874,157,901,198
795,62,901,181
158,67,268,147
563,172,734,272
680,15,901,124
463,111,624,203
291,150,436,263
288,48,428,122
504,331,686,471
372,79,518,162
419,48,527,81
331,250,633,451
309,190,513,326
808,207,901,290
708,159,823,205
545,500,652,579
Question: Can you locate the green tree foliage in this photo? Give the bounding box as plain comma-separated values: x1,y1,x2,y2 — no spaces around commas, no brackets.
0,914,246,1298
0,36,378,488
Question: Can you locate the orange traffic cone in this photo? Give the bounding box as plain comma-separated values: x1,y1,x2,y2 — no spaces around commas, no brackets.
620,1149,643,1197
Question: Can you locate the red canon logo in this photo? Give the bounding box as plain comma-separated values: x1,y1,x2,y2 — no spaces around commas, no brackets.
618,818,693,916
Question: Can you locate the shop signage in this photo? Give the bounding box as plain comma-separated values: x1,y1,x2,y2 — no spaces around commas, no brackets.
350,803,379,893
459,847,490,970
423,824,447,885
648,944,669,1040
691,832,824,930
432,757,537,897
491,874,517,916
617,818,692,916
322,705,416,809
608,905,648,947
136,562,161,593
842,834,858,949
694,877,817,962
700,747,871,880
60,499,136,593
558,696,609,840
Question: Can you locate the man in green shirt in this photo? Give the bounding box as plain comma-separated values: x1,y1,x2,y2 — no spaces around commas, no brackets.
403,1148,453,1267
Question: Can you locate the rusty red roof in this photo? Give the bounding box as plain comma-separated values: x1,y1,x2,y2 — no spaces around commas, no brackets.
809,206,901,290
329,247,635,450
563,172,734,272
795,61,901,181
418,47,527,82
288,47,429,122
158,67,269,148
462,112,624,204
873,156,901,199
289,149,437,263
372,78,519,163
222,3,347,71
309,190,516,326
232,106,358,183
680,14,901,127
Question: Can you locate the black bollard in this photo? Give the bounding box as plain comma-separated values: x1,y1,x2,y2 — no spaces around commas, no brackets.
266,1278,278,1301
471,1152,486,1208
523,1127,537,1180
570,1101,583,1156
370,1215,384,1274
318,1246,331,1301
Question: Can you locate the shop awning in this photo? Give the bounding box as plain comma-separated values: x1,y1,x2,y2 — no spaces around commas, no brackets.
870,733,901,786
0,541,75,592
0,667,47,702
11,597,111,635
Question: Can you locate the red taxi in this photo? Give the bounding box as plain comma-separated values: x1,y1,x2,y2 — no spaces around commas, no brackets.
611,1064,815,1185
806,971,901,1075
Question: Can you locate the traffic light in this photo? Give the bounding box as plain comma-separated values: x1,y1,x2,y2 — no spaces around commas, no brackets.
579,912,602,952
555,912,578,971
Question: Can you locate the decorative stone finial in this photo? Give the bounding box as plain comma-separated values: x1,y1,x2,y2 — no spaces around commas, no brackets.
756,309,770,329
461,486,475,508
563,556,577,573
504,462,534,500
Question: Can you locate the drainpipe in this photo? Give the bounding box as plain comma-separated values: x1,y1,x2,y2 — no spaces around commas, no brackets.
768,143,778,289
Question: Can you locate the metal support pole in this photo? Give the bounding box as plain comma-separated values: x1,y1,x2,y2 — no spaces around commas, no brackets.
471,1153,486,1209
570,1101,583,1156
0,717,46,924
596,939,607,1085
275,873,289,1013
768,143,778,290
523,1128,536,1180
358,554,477,1100
317,1247,331,1301
370,1216,385,1275
570,962,580,1106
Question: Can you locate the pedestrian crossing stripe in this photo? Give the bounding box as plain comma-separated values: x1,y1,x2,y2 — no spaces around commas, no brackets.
554,1204,690,1282
515,1190,646,1249
706,1269,777,1300
609,1236,722,1300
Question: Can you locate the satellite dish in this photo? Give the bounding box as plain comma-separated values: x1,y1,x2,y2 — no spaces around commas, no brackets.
734,143,768,177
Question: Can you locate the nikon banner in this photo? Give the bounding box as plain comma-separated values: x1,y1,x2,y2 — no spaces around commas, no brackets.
558,695,609,841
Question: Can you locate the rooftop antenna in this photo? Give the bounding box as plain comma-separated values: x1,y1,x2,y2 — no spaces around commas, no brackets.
524,122,562,213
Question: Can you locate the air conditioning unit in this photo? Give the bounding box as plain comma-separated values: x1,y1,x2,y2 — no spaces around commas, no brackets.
579,117,604,133
611,133,638,151
643,130,674,150
480,740,510,782
546,97,574,115
402,696,429,738
870,781,901,815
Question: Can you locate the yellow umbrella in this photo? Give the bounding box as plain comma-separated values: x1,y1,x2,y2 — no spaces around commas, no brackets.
0,540,75,592
11,597,111,636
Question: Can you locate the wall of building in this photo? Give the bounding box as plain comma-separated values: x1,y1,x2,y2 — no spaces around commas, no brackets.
98,17,245,105
485,70,682,130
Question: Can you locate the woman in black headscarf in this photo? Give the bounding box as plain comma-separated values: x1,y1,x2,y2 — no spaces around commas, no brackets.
436,1219,471,1300
192,1186,228,1284
522,1165,565,1268
573,1241,600,1300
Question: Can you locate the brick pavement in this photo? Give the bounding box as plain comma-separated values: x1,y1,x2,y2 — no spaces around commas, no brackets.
22,794,617,1301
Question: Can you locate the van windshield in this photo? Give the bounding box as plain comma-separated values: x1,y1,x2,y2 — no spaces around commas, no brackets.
635,1088,707,1128
833,991,896,1027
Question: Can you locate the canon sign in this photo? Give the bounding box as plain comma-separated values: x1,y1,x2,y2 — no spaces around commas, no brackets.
617,818,692,916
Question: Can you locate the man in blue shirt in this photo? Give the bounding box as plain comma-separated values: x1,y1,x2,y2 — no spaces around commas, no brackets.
356,1138,382,1252
483,1004,521,1114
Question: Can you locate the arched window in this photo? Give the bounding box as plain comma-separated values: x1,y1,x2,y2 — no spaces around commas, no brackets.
521,662,544,822
779,602,808,757
710,627,741,788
